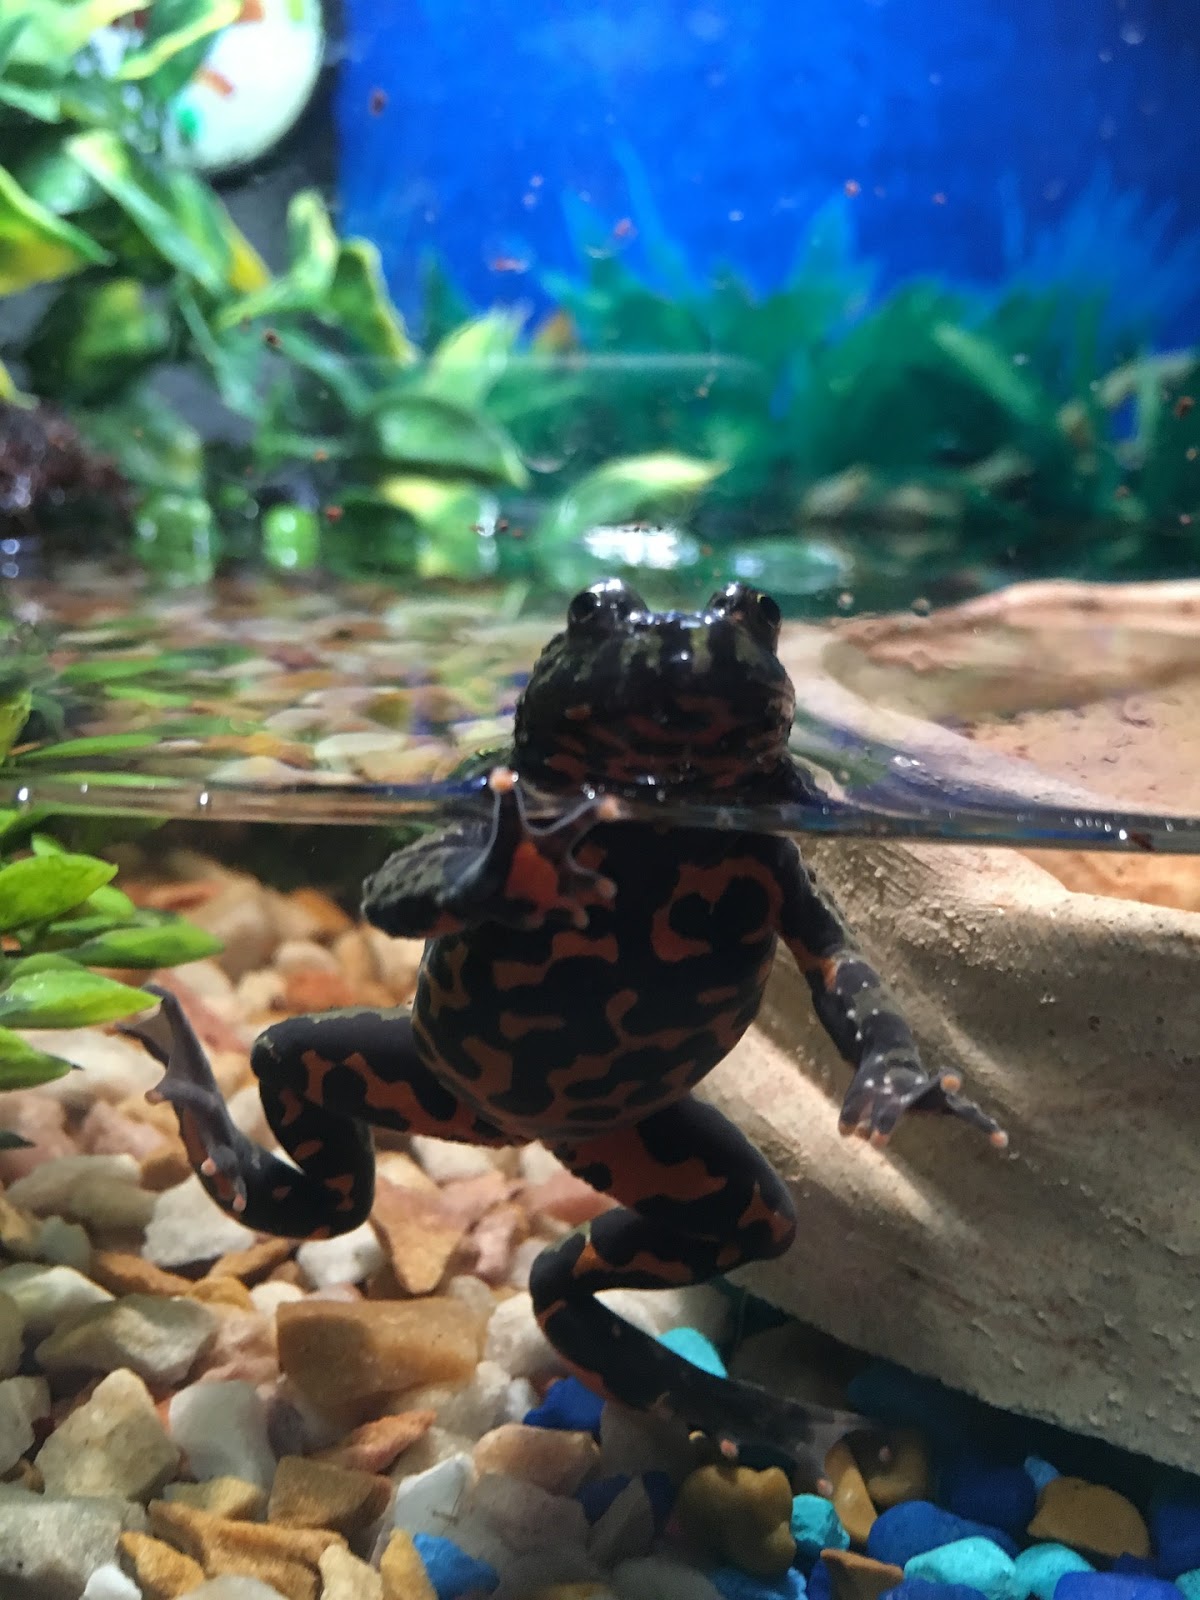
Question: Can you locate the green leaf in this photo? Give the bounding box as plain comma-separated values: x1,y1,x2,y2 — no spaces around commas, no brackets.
23,278,173,404
0,969,152,1028
116,0,241,81
420,311,524,409
0,360,33,406
0,853,116,933
85,883,138,919
65,129,269,295
374,475,495,581
0,13,30,73
0,690,31,763
76,389,204,496
0,1028,72,1090
214,188,338,330
133,491,218,584
326,238,418,362
537,452,726,549
931,322,1054,431
17,733,161,765
262,504,321,572
369,393,529,488
7,0,136,65
68,921,222,968
0,165,111,294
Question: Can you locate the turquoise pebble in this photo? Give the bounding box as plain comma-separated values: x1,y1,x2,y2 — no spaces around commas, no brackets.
1024,1454,1060,1490
659,1325,727,1377
792,1494,850,1554
1013,1543,1094,1600
1176,1573,1200,1600
905,1536,1018,1600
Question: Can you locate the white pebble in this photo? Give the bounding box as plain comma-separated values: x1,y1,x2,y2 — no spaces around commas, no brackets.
295,1222,384,1288
389,1451,474,1537
144,1176,260,1266
410,1134,499,1181
249,1281,305,1317
596,1285,731,1344
81,1562,143,1600
0,1262,112,1337
0,1376,50,1475
614,1555,726,1600
518,1143,568,1183
483,1292,564,1381
32,1216,92,1271
407,1359,510,1438
188,1581,292,1600
169,1380,277,1490
36,1294,218,1386
501,1377,538,1425
589,1476,656,1566
470,1471,590,1554
6,1153,140,1216
18,1029,159,1106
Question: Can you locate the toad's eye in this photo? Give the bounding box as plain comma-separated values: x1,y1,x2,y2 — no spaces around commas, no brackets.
567,578,645,633
708,582,782,648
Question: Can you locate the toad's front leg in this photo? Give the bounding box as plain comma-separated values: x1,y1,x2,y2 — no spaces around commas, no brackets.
774,843,1007,1149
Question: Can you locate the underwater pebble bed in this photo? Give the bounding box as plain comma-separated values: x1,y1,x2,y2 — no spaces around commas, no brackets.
1,851,1199,1600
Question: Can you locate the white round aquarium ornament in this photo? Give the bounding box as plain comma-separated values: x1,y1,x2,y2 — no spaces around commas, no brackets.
163,0,326,175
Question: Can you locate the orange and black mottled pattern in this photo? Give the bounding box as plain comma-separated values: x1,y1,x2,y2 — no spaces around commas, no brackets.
123,579,1004,1484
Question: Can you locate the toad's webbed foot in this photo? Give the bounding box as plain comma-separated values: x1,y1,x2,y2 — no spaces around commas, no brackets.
839,1058,1009,1150
362,766,620,937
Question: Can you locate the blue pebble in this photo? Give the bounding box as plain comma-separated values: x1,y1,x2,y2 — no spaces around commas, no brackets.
1176,1571,1200,1600
412,1534,500,1599
1111,1558,1159,1579
868,1502,1019,1568
905,1536,1017,1600
659,1325,727,1377
642,1469,677,1527
576,1472,630,1523
881,1582,988,1600
942,1455,1037,1538
791,1494,850,1566
711,1566,806,1600
524,1375,604,1434
807,1560,832,1600
1024,1455,1061,1491
1152,1501,1200,1578
1054,1577,1183,1600
1013,1543,1094,1600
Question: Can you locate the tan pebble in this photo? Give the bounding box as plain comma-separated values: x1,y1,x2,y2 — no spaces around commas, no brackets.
473,1423,599,1495
2,1456,42,1489
319,1542,384,1600
374,1151,439,1193
523,1168,617,1227
471,1201,529,1285
0,1092,73,1181
186,878,278,981
188,1276,255,1311
311,1408,437,1473
0,1292,23,1380
380,1528,437,1600
89,1250,193,1298
860,1427,930,1508
163,1474,268,1520
675,1462,796,1579
148,1498,344,1600
139,1143,194,1193
363,1261,407,1300
284,887,355,940
369,1178,468,1296
363,927,424,1002
79,1101,169,1161
35,1367,180,1501
208,1237,296,1284
237,967,285,1016
280,968,367,1014
826,1440,876,1544
0,1193,41,1256
332,928,377,988
274,938,342,977
437,1171,513,1227
276,1296,481,1423
119,1530,206,1600
268,1454,393,1537
1027,1475,1151,1560
271,1259,306,1288
823,1547,905,1600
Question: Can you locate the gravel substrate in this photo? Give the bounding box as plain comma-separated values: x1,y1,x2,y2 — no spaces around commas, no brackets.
2,853,1200,1600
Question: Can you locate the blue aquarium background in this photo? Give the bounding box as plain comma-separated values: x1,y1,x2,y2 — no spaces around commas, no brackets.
335,0,1200,350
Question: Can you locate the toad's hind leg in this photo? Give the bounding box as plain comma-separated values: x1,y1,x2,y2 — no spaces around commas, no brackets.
122,987,508,1240
529,1097,864,1489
